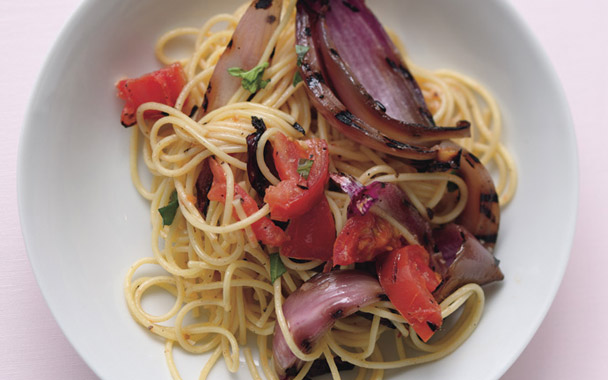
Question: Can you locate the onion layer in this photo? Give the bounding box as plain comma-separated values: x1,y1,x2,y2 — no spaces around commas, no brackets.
295,0,470,159
202,0,282,114
272,270,383,379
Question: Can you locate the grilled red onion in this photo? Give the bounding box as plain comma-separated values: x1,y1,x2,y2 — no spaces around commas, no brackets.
432,141,501,250
320,1,470,143
432,223,504,303
202,0,282,114
296,0,470,159
273,270,383,379
295,1,436,160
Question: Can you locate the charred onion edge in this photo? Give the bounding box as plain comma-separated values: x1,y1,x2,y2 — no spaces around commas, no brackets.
296,1,436,160
318,1,470,143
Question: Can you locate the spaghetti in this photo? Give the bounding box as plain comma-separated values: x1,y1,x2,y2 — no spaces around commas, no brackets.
122,1,517,379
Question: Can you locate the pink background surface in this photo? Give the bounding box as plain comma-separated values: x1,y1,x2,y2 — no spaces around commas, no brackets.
1,0,606,379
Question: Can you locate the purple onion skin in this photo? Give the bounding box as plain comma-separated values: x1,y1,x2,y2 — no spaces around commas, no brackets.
432,223,504,303
202,0,282,114
295,1,436,160
273,270,383,379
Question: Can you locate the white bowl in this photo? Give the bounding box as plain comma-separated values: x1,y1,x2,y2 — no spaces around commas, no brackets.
18,0,577,379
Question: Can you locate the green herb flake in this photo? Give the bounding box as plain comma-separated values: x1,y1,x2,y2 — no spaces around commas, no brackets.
158,190,179,226
228,62,270,93
269,253,286,283
292,71,303,87
295,45,310,67
297,158,314,179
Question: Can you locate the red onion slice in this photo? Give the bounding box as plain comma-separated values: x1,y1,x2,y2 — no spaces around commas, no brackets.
272,270,383,379
202,0,282,114
296,1,436,160
432,141,501,250
320,1,470,143
432,223,504,303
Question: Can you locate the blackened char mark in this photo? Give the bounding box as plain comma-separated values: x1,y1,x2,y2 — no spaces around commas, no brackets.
306,71,326,87
255,0,272,10
479,204,496,223
251,115,266,132
480,192,499,203
341,1,360,12
331,309,343,319
226,38,233,49
476,233,498,245
189,105,199,118
334,110,364,132
374,100,386,112
195,159,213,215
267,14,277,24
305,356,355,379
292,122,306,135
301,338,312,354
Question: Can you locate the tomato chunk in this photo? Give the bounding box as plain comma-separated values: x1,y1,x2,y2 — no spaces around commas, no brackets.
333,212,402,266
116,62,189,127
280,197,335,261
376,245,443,342
207,158,288,247
263,133,330,221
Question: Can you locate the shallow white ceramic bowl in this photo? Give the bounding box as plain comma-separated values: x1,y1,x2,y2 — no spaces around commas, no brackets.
18,0,577,379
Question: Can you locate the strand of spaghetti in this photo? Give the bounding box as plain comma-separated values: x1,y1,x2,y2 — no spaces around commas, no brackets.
244,347,264,380
130,125,156,200
133,276,185,323
198,346,223,380
258,335,280,380
164,340,182,380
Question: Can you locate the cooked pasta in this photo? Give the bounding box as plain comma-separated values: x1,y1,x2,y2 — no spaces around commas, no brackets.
122,1,517,379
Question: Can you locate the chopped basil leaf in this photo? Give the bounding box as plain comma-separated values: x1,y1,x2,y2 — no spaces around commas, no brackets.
228,62,270,93
295,45,310,67
270,253,286,283
297,158,314,179
158,190,179,226
292,71,303,87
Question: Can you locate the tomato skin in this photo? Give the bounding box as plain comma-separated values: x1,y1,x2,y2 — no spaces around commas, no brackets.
376,245,442,342
116,62,188,127
333,212,402,266
207,158,288,247
280,197,335,261
263,133,330,221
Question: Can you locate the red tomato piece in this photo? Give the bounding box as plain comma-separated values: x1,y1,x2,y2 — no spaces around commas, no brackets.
280,197,335,261
333,213,402,266
263,133,330,221
115,62,189,127
376,245,443,342
207,158,288,247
